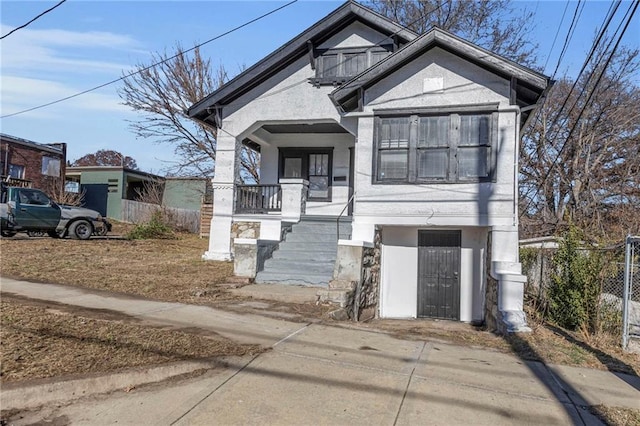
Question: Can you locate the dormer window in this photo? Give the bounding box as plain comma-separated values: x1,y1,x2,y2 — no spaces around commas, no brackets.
311,45,392,85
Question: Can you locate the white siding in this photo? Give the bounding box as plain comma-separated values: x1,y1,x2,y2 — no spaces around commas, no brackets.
379,226,487,322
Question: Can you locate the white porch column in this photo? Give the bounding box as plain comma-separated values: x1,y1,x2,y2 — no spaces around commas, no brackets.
203,131,241,261
280,178,308,222
491,225,530,332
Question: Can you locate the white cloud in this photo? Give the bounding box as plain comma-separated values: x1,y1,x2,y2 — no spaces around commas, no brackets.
0,24,141,74
1,75,132,117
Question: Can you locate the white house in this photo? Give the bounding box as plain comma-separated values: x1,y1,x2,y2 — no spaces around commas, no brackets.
188,1,551,332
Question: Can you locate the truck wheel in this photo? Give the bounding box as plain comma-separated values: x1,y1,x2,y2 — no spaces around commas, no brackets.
48,230,64,239
1,230,16,238
69,220,93,240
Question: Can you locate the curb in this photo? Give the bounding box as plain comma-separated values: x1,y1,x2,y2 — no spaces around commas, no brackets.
1,359,222,411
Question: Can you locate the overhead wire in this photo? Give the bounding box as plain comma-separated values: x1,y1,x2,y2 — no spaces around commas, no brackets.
219,0,454,115
520,0,638,218
0,0,299,119
0,0,66,40
215,0,452,140
520,0,621,188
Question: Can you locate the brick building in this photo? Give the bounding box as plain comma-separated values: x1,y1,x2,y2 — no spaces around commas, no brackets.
0,134,67,195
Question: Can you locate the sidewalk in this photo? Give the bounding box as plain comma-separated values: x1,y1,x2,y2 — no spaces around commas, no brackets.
2,277,639,425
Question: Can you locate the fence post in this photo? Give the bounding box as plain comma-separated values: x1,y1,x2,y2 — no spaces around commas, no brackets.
622,235,631,349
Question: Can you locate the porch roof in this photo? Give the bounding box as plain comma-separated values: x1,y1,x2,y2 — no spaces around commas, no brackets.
329,27,553,128
187,0,417,128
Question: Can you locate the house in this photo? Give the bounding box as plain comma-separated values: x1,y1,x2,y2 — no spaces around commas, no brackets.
1,133,67,195
66,167,209,231
66,166,165,219
188,1,551,332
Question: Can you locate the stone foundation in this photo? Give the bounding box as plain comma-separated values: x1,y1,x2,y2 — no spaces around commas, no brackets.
230,221,261,256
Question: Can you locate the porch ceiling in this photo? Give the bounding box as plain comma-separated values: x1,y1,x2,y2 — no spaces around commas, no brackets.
261,122,348,134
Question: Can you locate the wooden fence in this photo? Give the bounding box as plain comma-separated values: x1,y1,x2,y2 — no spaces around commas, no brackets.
121,199,201,234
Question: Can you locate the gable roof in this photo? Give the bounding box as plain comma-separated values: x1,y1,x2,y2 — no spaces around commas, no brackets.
188,0,417,127
329,27,551,126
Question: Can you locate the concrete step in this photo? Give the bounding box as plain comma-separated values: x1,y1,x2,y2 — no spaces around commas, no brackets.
255,271,332,286
291,222,352,232
277,240,337,249
317,288,354,307
285,232,342,243
271,250,337,262
262,259,335,274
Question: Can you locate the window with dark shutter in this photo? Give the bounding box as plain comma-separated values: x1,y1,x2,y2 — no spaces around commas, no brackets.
312,46,393,85
374,112,497,184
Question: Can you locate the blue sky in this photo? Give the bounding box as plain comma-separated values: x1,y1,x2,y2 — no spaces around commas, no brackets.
1,0,638,174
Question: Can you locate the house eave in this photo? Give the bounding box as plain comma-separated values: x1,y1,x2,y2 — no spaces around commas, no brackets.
330,28,551,118
187,0,417,124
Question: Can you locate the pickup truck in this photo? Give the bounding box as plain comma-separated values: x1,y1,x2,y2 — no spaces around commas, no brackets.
0,184,109,240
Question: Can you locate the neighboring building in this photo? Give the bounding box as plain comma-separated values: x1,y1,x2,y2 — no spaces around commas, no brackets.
65,166,208,222
1,133,67,195
66,166,164,220
163,177,210,211
188,1,551,332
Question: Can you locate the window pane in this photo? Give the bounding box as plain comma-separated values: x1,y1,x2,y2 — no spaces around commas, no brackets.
309,176,329,199
458,147,488,178
284,158,302,178
378,150,408,180
8,164,25,179
309,154,329,175
418,116,449,147
380,118,409,149
460,115,490,146
42,156,61,177
417,149,448,179
322,54,338,78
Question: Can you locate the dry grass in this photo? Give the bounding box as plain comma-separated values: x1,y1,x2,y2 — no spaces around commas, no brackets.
591,405,640,426
0,232,234,304
0,296,262,382
1,229,638,378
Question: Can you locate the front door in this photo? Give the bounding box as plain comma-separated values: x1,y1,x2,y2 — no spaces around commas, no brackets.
417,230,461,319
279,148,332,201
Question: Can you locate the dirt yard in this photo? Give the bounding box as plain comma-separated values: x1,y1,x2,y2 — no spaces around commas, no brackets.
0,294,262,382
1,230,639,380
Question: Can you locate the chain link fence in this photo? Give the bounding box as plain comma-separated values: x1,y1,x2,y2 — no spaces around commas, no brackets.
521,236,638,349
622,236,639,350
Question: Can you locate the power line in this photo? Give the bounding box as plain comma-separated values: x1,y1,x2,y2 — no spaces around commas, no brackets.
520,0,621,175
551,0,585,79
543,0,570,72
520,0,638,217
0,0,66,40
0,0,298,119
220,0,452,112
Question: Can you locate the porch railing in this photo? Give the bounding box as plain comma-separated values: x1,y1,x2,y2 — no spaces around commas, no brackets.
235,184,282,214
1,176,32,188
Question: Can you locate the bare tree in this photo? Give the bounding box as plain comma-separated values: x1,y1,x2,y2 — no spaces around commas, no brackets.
71,149,138,169
367,0,538,66
119,45,260,182
520,46,640,241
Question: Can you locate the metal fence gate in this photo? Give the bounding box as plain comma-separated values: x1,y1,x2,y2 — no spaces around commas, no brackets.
622,236,640,350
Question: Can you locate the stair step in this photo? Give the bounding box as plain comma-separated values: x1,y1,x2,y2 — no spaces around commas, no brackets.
285,233,341,243
263,259,335,274
271,250,337,262
255,271,331,286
